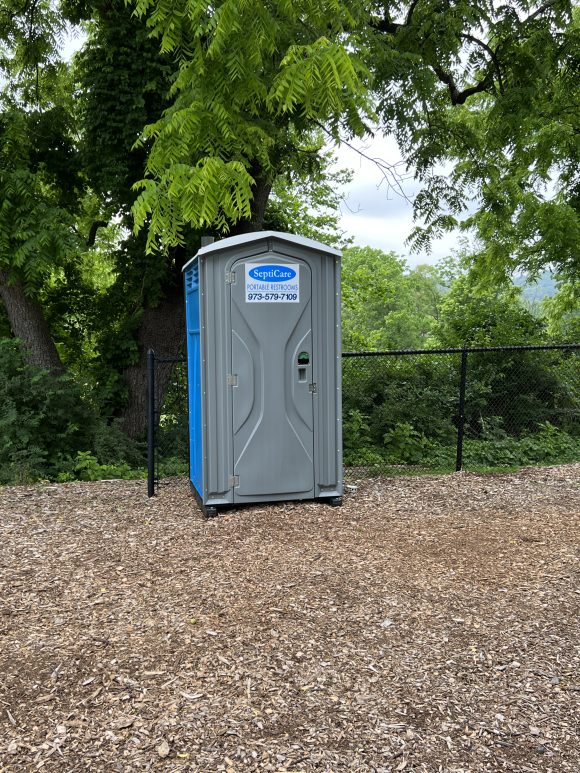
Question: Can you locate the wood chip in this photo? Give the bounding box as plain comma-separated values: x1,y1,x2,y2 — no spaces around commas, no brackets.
111,716,136,730
1,466,579,770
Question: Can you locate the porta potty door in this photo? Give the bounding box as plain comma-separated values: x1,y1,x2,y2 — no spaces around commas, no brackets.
229,256,315,502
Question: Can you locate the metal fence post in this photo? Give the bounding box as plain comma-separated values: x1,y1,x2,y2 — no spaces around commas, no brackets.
455,349,469,472
147,348,156,497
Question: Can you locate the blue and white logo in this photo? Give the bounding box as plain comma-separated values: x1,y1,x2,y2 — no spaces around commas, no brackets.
245,262,300,303
249,265,296,282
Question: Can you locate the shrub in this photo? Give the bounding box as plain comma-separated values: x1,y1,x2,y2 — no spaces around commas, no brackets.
463,422,580,468
56,451,145,482
383,422,430,464
0,340,97,483
0,339,144,484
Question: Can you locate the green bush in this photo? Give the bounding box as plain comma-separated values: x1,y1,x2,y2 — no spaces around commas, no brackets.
0,340,95,483
157,456,189,477
56,451,146,482
0,340,144,484
383,422,430,464
342,355,459,448
463,422,580,468
343,409,372,459
92,419,146,468
343,402,579,475
342,344,579,475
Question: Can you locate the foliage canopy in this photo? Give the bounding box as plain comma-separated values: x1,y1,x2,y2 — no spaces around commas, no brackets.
130,0,579,287
131,0,372,248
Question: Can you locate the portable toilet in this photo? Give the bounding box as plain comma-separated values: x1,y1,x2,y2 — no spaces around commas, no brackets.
182,231,342,516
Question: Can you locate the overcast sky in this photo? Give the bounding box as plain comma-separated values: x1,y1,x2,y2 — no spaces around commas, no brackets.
331,133,461,267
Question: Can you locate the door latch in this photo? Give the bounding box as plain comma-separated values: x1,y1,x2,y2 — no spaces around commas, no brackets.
309,383,317,393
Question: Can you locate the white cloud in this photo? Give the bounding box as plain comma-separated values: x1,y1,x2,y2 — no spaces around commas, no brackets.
339,211,461,266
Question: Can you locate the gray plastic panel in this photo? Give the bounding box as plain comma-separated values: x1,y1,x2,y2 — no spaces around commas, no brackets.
200,255,233,504
183,230,340,272
230,254,315,502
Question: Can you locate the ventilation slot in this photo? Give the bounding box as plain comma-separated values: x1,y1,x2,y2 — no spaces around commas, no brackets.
186,263,199,292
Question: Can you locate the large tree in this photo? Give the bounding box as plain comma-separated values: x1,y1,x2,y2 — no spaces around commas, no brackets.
0,0,83,373
131,0,578,287
130,0,371,248
367,1,579,286
0,0,187,435
71,0,192,437
341,246,442,350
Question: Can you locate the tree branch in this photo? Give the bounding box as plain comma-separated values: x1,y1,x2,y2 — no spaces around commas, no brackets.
373,0,420,34
405,0,420,26
314,120,413,203
372,4,499,104
372,15,400,35
432,65,494,105
525,0,560,25
373,0,561,106
87,220,108,246
460,33,504,94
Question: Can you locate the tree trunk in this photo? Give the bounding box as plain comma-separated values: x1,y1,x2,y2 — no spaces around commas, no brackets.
249,172,272,230
121,288,186,439
229,167,272,235
0,271,65,374
120,169,272,440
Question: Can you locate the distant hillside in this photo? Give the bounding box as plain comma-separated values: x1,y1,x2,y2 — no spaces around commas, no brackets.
513,271,557,303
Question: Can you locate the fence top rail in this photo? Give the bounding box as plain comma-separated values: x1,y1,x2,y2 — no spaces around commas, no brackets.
342,343,580,357
151,344,580,363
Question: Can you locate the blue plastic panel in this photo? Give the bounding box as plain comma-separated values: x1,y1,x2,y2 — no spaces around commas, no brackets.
185,262,203,496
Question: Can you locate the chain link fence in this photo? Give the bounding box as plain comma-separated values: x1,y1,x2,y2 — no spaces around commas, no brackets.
147,354,189,495
343,345,580,477
148,345,580,493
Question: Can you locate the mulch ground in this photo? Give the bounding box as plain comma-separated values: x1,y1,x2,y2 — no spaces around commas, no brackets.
1,465,579,772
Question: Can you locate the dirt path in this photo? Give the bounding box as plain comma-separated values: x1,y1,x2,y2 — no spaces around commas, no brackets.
1,465,579,771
